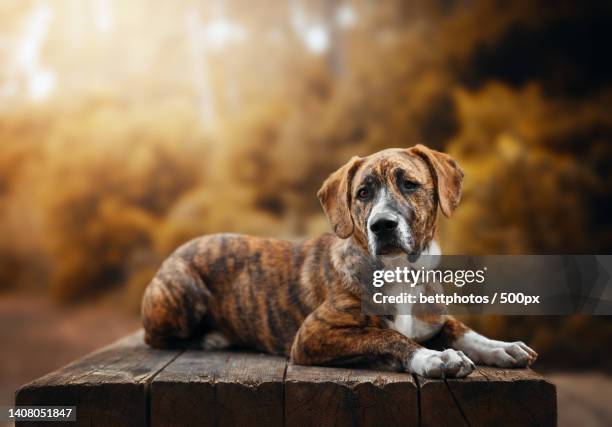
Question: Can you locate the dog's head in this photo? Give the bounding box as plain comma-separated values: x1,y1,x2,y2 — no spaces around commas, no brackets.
318,144,463,259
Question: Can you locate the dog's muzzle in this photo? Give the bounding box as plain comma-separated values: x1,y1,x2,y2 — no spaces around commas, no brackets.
367,211,413,257
370,213,401,255
369,212,399,237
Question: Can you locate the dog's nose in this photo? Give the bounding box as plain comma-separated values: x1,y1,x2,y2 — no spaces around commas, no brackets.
370,214,398,235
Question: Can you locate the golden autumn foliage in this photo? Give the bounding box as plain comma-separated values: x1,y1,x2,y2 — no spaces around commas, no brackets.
0,0,611,368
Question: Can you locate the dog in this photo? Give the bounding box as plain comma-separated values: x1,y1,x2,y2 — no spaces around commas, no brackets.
141,144,537,378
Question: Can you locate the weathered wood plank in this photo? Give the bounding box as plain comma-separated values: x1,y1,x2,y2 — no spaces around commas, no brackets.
284,364,419,427
150,350,287,427
16,331,557,427
418,366,557,427
15,330,182,427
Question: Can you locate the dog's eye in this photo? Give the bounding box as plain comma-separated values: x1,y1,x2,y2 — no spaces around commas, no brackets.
401,179,420,193
357,187,370,200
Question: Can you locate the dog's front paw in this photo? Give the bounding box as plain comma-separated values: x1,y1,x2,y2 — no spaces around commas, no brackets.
409,348,475,378
470,341,537,368
457,332,538,368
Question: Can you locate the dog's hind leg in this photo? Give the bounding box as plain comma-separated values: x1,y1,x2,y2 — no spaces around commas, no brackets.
141,257,210,348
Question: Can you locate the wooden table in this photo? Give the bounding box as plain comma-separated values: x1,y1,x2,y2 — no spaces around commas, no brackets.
15,330,557,427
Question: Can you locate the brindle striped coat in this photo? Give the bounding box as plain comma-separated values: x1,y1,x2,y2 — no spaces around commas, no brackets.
142,145,476,371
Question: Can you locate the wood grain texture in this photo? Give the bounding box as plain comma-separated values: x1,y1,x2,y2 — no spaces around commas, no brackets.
15,330,557,427
418,366,557,427
285,364,418,427
15,330,182,427
150,351,287,427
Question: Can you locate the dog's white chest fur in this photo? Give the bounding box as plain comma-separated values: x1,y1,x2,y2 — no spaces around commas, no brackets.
391,314,442,342
381,241,444,343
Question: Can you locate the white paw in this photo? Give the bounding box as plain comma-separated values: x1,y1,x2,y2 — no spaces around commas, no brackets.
409,348,475,378
200,331,230,351
470,340,537,368
456,332,538,368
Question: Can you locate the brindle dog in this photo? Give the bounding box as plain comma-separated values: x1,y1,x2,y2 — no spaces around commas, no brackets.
141,145,537,377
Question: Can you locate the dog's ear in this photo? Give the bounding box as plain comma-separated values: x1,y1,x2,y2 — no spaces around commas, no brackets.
410,144,464,217
317,156,363,238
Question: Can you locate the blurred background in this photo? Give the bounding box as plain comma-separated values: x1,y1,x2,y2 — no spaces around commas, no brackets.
1,0,611,425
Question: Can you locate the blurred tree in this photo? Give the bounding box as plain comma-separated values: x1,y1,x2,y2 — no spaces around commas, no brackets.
0,0,611,370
